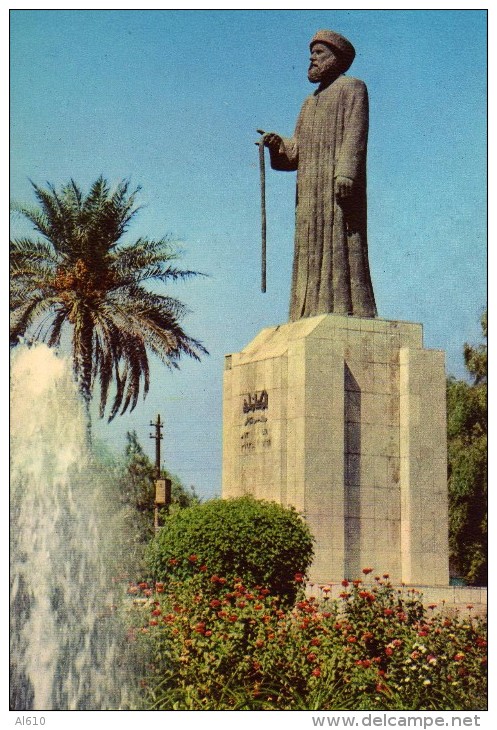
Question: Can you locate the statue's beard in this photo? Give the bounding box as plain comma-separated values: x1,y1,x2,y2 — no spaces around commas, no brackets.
307,65,322,83
308,59,343,84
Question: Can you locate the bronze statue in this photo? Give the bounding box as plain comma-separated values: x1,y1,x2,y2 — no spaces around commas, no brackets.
261,30,377,321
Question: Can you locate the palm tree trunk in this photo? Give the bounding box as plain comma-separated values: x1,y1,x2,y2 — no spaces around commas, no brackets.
75,311,94,448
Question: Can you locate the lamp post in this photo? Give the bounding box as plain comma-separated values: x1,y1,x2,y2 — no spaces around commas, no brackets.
150,414,171,530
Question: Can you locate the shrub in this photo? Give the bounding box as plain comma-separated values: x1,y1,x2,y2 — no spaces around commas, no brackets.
126,571,487,711
145,496,314,603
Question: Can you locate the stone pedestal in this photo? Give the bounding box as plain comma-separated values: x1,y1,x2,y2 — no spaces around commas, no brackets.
222,314,449,586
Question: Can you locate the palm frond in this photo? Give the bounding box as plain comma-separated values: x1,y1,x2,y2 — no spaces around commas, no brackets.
10,238,59,264
9,296,59,346
46,307,68,348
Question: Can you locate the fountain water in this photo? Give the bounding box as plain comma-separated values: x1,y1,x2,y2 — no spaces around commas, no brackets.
10,343,130,710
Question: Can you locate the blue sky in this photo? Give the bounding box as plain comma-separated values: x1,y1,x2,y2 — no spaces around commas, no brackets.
10,9,487,499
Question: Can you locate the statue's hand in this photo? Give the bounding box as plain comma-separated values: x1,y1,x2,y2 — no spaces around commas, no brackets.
335,176,354,199
257,129,283,152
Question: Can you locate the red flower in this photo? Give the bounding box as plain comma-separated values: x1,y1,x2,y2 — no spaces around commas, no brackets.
168,558,178,566
311,667,321,677
199,564,207,572
307,653,318,663
341,579,349,587
138,582,149,590
294,572,304,583
352,580,362,587
362,567,373,575
359,590,369,599
210,599,221,608
454,653,465,662
310,638,321,647
466,604,474,610
339,592,350,599
383,573,389,579
322,611,332,619
347,636,357,643
228,615,238,622
356,659,372,669
254,603,263,610
205,630,212,637
149,620,158,626
188,554,198,563
255,639,265,648
151,608,162,616
210,574,220,583
155,582,165,593
383,608,394,616
194,622,206,634
385,646,393,656
237,600,247,609
322,586,331,594
427,603,437,610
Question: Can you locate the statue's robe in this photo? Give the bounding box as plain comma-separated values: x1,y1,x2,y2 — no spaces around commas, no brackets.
269,74,377,321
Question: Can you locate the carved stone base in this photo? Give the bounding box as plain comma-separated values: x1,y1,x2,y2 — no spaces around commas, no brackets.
222,314,449,586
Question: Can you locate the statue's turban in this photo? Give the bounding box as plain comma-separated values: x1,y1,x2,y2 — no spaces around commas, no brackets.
310,30,356,71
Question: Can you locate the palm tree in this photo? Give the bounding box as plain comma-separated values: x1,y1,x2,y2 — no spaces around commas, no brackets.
10,176,208,424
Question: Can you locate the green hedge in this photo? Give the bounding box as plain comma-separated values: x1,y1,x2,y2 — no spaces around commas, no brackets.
145,496,314,603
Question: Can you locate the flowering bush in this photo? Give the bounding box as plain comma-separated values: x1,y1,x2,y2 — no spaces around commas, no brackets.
126,568,487,710
145,497,314,604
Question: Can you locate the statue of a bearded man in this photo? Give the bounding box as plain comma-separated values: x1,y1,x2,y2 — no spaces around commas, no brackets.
263,30,377,321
